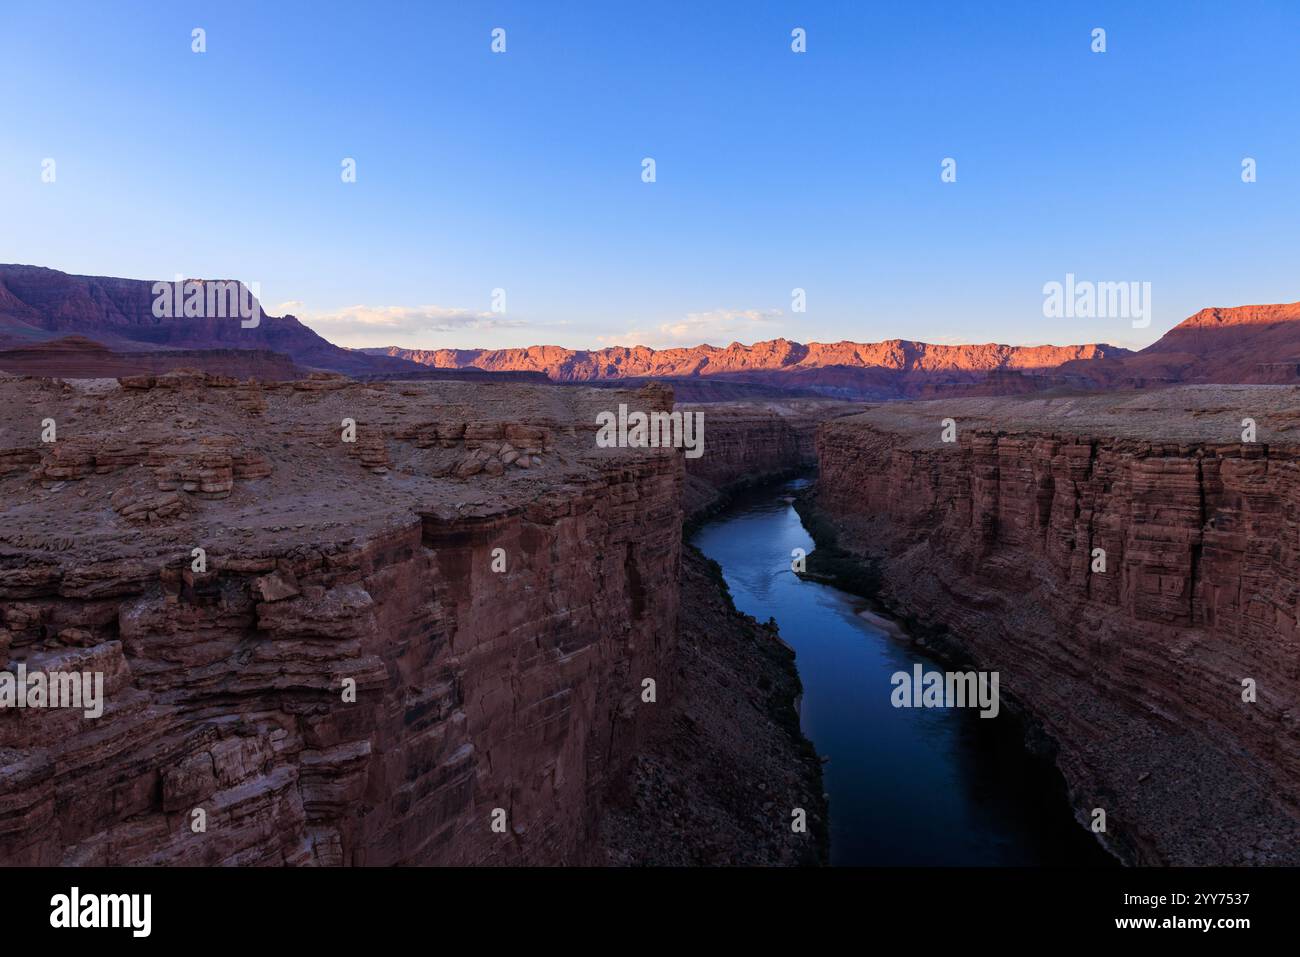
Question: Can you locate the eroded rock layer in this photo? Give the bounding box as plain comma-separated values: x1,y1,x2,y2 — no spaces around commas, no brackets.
681,400,862,519
812,386,1300,864
0,374,683,865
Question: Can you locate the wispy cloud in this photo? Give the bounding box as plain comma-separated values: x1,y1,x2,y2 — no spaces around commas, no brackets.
281,302,525,348
598,308,783,348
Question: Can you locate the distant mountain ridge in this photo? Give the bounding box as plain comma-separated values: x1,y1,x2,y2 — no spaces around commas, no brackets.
0,264,417,376
368,301,1300,396
363,339,1133,399
4,265,1298,396
363,338,1127,378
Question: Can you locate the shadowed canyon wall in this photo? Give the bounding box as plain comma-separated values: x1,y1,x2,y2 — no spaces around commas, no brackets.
811,387,1300,864
681,400,862,519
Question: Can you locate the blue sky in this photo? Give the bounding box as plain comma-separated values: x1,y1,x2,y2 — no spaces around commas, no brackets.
2,0,1297,351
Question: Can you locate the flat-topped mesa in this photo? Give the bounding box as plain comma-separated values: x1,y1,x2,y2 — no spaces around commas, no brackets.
0,374,683,865
812,385,1300,865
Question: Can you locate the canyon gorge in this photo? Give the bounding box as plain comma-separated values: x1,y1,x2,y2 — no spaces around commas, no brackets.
808,387,1300,864
0,371,827,865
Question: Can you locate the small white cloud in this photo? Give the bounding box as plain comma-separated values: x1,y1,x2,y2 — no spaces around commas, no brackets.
291,303,525,347
598,308,782,348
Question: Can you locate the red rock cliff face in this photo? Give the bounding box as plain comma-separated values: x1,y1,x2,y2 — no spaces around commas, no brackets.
370,339,1128,400
373,339,1124,382
813,388,1300,864
0,375,680,865
681,400,862,518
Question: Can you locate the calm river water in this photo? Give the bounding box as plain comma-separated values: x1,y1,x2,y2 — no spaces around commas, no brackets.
690,476,1114,866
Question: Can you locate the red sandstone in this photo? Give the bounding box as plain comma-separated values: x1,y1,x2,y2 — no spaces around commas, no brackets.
811,387,1300,864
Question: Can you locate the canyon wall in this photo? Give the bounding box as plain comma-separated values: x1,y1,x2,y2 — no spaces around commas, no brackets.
369,338,1126,383
369,338,1129,400
812,387,1300,864
0,375,682,865
600,546,828,864
682,400,861,520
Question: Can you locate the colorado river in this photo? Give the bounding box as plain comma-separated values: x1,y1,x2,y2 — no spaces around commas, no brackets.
690,476,1114,866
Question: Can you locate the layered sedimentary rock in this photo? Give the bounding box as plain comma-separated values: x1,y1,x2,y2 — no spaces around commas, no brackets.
370,338,1128,399
370,338,1124,382
0,336,304,380
0,374,684,865
812,386,1300,864
682,400,863,519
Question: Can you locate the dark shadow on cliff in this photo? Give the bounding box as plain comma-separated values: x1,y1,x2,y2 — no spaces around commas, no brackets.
597,544,830,866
